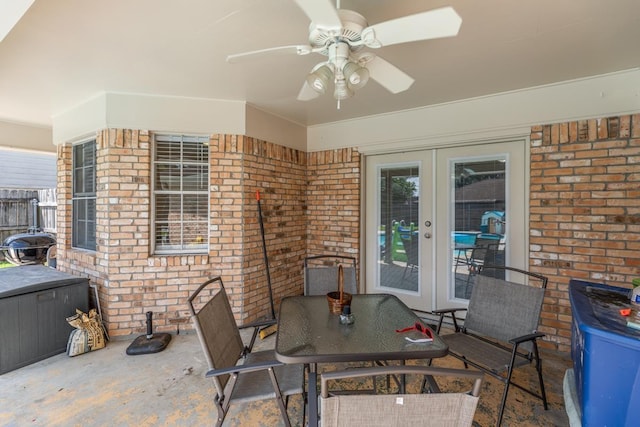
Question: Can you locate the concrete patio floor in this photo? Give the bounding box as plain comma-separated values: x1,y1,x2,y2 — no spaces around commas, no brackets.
0,327,572,426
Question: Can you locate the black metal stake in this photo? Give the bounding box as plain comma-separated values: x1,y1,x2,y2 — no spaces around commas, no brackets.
256,191,276,320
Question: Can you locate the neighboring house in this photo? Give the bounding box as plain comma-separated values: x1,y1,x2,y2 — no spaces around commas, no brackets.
0,147,57,242
0,147,56,189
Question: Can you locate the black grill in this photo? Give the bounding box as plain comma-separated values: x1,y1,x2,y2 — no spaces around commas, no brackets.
1,233,56,266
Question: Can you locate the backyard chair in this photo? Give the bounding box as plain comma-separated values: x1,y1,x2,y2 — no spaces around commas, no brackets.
464,236,500,282
461,241,498,298
320,365,483,427
187,277,305,427
433,266,548,426
401,235,419,281
304,255,358,296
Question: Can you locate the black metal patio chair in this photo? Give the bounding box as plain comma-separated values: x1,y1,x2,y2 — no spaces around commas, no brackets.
187,277,305,427
304,255,358,296
433,266,548,426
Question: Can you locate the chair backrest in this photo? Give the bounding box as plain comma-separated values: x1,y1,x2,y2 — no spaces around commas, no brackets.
402,236,419,267
469,237,499,264
480,247,505,271
304,255,358,296
187,277,245,396
320,366,482,427
465,266,547,353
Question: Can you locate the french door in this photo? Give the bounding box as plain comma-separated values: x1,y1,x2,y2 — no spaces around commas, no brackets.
365,151,433,311
365,141,527,312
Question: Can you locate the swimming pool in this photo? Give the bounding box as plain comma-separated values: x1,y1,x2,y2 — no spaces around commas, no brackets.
453,231,478,245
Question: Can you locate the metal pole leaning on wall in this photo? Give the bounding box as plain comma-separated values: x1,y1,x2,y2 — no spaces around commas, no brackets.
256,191,276,320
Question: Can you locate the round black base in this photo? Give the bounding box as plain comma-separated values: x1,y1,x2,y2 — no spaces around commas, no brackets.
126,333,172,355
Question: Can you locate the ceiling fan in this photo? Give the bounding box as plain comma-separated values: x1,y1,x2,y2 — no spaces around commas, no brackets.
227,0,462,108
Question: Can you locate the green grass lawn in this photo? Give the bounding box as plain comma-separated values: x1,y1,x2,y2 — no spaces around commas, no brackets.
0,260,16,268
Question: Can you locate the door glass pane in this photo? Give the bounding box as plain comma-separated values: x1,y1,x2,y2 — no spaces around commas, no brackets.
377,164,419,292
451,158,506,299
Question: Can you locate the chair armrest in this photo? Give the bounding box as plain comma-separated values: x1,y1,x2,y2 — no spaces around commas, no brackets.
239,318,276,331
432,308,467,315
239,318,277,353
432,308,467,333
509,331,545,345
205,359,284,378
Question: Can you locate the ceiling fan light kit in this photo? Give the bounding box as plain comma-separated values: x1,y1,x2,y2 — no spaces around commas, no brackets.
333,79,353,102
305,41,370,107
343,61,369,90
307,64,333,94
227,1,462,108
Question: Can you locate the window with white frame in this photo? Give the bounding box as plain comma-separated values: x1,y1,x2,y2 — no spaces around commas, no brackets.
153,134,209,254
72,139,96,251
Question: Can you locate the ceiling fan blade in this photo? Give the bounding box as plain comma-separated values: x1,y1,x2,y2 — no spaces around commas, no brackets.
226,45,312,63
294,0,342,33
297,81,321,101
365,56,415,94
362,6,462,48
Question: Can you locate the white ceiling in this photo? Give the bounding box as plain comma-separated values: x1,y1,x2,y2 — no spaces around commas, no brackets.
1,0,639,130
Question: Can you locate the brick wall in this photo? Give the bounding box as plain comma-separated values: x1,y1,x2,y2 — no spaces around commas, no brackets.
210,134,307,321
54,115,640,350
306,148,361,266
57,131,311,336
530,114,640,352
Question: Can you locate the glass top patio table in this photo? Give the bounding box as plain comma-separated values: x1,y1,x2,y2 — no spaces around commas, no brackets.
275,293,448,364
275,293,448,427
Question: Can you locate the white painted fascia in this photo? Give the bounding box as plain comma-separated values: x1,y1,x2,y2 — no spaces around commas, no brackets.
308,68,640,154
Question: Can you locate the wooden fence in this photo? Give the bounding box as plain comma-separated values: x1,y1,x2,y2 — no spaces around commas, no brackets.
37,188,57,233
0,189,57,243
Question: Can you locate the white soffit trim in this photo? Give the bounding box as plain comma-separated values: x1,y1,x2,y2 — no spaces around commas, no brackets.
104,93,246,136
307,68,640,154
52,92,247,144
0,119,53,152
0,0,34,42
245,104,307,151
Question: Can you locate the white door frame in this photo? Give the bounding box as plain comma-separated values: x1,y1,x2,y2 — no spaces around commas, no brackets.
363,139,529,312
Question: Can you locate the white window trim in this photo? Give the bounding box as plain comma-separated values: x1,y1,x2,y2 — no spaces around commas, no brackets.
151,133,210,255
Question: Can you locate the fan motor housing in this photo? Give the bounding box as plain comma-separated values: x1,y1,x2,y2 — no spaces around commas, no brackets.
308,9,367,55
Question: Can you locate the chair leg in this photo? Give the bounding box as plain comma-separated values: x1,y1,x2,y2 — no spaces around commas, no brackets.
461,355,469,370
419,371,441,394
532,342,549,410
267,367,291,427
465,268,475,286
496,346,521,427
215,378,236,427
302,388,307,427
301,365,308,426
496,380,511,426
214,398,226,427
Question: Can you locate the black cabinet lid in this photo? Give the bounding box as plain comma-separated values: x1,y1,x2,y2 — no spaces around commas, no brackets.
0,265,88,298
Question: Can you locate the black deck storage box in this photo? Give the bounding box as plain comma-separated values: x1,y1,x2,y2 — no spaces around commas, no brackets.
0,265,89,374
